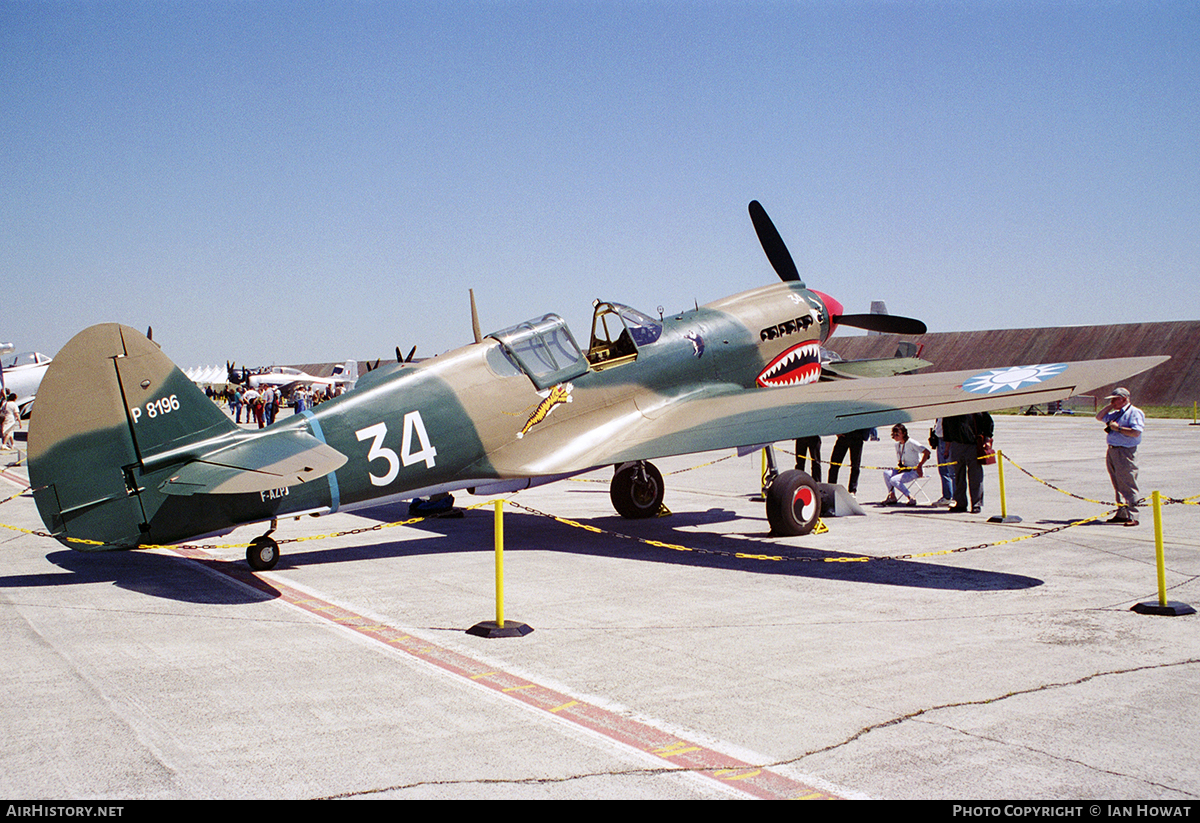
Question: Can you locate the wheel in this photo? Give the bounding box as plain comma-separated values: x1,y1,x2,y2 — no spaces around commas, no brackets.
247,536,280,571
610,461,665,519
766,470,820,536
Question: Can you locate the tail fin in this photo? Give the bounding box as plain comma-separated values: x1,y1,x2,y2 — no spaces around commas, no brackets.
29,324,237,548
333,359,359,386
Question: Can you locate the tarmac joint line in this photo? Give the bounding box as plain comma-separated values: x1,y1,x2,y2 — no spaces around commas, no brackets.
789,658,1200,798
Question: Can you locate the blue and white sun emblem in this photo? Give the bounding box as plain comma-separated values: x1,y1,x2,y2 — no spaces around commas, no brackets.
962,363,1068,394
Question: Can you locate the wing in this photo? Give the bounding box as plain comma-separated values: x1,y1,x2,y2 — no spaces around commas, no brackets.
502,356,1167,475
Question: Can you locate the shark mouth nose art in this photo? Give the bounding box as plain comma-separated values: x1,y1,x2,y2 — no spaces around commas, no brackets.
757,341,821,387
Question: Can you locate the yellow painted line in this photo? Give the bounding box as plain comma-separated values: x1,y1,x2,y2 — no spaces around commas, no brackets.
652,741,703,757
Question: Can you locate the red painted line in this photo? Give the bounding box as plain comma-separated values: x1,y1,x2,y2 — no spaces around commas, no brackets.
171,545,841,800
0,467,28,489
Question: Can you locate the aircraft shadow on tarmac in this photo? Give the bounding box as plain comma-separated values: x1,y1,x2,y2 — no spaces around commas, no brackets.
310,501,1045,593
3,502,1042,605
1,549,280,605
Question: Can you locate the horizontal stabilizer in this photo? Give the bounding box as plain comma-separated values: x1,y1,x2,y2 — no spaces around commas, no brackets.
158,430,348,495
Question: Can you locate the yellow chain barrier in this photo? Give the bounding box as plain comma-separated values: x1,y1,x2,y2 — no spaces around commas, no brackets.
0,485,499,551
2,449,1196,563
504,498,1116,564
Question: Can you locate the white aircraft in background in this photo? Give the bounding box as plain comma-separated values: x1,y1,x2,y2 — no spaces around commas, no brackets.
0,347,53,418
226,361,359,393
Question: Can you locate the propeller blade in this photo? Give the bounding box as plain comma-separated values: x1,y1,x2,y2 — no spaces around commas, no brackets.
748,200,802,285
396,346,402,363
835,313,927,336
405,345,417,363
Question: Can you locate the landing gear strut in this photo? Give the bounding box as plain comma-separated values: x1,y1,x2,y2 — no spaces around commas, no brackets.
610,461,665,519
247,519,280,571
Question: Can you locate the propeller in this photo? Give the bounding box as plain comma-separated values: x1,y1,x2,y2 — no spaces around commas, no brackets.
749,200,802,285
750,200,927,336
835,312,927,336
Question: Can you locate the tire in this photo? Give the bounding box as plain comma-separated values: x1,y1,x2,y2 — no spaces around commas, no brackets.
610,461,665,519
766,470,820,536
247,536,280,571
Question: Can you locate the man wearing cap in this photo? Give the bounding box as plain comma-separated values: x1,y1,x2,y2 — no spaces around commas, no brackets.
1095,387,1144,526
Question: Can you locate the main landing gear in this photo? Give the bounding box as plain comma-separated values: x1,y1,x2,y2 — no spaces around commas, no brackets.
765,470,821,536
246,519,280,571
759,444,820,536
610,461,665,519
609,457,819,536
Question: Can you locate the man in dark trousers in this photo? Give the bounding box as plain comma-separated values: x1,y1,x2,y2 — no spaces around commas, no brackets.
828,429,870,495
943,412,993,514
794,436,822,483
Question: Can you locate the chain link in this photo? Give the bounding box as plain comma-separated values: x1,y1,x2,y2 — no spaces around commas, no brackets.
2,450,1195,562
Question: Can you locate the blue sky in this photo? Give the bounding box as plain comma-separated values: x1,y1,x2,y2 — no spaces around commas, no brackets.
4,1,1197,368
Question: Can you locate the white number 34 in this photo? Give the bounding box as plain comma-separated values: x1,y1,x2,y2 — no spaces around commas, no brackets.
354,412,437,486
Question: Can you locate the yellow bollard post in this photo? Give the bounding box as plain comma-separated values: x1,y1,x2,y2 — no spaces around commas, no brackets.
1153,490,1167,607
467,500,534,637
987,450,1021,523
494,499,505,629
1132,490,1195,616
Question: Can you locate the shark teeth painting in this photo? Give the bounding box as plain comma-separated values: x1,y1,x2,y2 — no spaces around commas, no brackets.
757,341,821,388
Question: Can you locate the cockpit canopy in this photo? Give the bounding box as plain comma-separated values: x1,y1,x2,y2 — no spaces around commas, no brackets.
586,301,662,371
0,351,51,370
488,301,664,388
489,313,589,390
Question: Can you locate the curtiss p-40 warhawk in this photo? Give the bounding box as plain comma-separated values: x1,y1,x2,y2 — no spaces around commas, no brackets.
28,202,1166,570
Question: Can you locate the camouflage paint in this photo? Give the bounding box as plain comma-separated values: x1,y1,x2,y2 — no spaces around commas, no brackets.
27,281,1168,552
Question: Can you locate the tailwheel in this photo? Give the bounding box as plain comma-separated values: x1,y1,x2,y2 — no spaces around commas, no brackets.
247,535,280,571
610,461,665,519
766,469,820,536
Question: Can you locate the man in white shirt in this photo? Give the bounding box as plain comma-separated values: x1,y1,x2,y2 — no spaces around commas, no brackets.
1095,387,1145,526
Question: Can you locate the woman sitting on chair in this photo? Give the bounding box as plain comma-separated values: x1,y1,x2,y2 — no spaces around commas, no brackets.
882,424,930,507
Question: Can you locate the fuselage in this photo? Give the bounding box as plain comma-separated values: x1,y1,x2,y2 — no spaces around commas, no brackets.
155,281,831,543
32,281,835,548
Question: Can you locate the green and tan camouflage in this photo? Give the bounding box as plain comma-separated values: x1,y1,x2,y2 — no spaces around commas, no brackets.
27,202,1168,568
